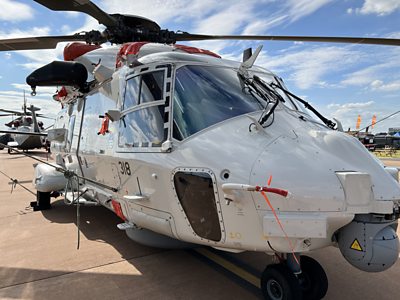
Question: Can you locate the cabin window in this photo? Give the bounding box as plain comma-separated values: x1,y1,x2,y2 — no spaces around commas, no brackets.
119,70,166,148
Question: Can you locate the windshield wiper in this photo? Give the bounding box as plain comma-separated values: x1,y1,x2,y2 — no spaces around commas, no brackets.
252,76,281,127
238,73,267,108
238,74,283,128
271,82,336,130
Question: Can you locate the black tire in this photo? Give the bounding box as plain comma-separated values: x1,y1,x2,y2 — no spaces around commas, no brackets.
261,263,303,300
7,147,11,154
298,256,328,300
35,191,51,210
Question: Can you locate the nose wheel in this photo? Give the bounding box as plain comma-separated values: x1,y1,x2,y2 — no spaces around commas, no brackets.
260,255,328,300
261,263,302,300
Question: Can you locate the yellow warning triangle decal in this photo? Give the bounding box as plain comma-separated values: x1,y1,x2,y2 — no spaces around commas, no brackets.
350,239,363,251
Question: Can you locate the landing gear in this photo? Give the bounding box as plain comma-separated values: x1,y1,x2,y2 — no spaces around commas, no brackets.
298,256,328,300
30,191,51,211
260,255,328,300
261,263,302,300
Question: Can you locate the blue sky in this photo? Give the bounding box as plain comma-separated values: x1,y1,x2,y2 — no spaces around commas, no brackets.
0,0,399,132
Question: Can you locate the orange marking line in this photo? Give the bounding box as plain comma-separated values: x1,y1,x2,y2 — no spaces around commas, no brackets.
267,175,272,186
260,191,299,265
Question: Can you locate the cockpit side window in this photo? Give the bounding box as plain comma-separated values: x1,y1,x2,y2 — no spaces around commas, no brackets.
140,72,164,103
119,70,166,149
122,76,140,109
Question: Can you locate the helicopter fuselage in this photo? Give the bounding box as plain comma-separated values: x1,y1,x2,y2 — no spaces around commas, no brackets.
34,43,400,273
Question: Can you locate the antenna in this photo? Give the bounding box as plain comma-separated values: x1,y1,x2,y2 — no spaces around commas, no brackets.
239,45,263,76
23,90,27,115
137,177,142,195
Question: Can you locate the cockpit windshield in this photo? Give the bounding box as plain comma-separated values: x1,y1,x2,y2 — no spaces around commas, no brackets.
173,65,270,140
172,65,329,141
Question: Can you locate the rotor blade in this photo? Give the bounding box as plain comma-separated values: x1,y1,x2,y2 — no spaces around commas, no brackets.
36,115,55,120
34,0,117,27
0,130,47,137
0,109,23,115
0,109,53,119
0,35,87,51
175,33,400,46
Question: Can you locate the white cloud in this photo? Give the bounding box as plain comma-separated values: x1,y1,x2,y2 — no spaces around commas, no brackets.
101,0,330,35
327,100,375,112
323,100,375,131
11,84,59,96
240,0,332,35
350,0,400,16
370,79,400,91
341,64,383,86
0,0,34,22
99,1,295,57
286,0,332,22
101,0,221,26
242,15,288,35
386,31,400,39
323,100,400,133
0,27,51,40
260,46,360,89
341,50,400,89
186,2,284,54
61,25,72,34
65,11,80,19
193,3,253,34
14,44,66,70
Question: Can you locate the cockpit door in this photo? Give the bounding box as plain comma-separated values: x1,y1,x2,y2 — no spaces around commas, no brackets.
117,64,173,152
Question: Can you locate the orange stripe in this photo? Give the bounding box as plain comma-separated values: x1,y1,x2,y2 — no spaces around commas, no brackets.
267,175,272,187
260,191,299,265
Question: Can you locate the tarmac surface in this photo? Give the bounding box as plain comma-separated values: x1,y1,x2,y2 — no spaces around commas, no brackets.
0,151,399,300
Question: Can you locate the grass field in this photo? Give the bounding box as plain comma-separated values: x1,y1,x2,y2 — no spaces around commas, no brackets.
373,149,400,159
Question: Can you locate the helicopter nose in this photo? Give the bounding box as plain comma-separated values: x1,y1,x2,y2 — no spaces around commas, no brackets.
249,129,400,211
246,128,400,268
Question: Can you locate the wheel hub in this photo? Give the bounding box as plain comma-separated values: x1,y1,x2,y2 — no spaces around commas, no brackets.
267,279,283,300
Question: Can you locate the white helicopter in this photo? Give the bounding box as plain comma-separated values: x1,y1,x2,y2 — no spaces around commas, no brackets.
1,1,400,299
0,92,51,153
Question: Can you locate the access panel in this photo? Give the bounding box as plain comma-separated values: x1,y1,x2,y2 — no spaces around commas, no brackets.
173,171,222,242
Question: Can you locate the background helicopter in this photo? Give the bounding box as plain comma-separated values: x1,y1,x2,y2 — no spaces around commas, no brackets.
0,1,399,300
0,91,52,153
